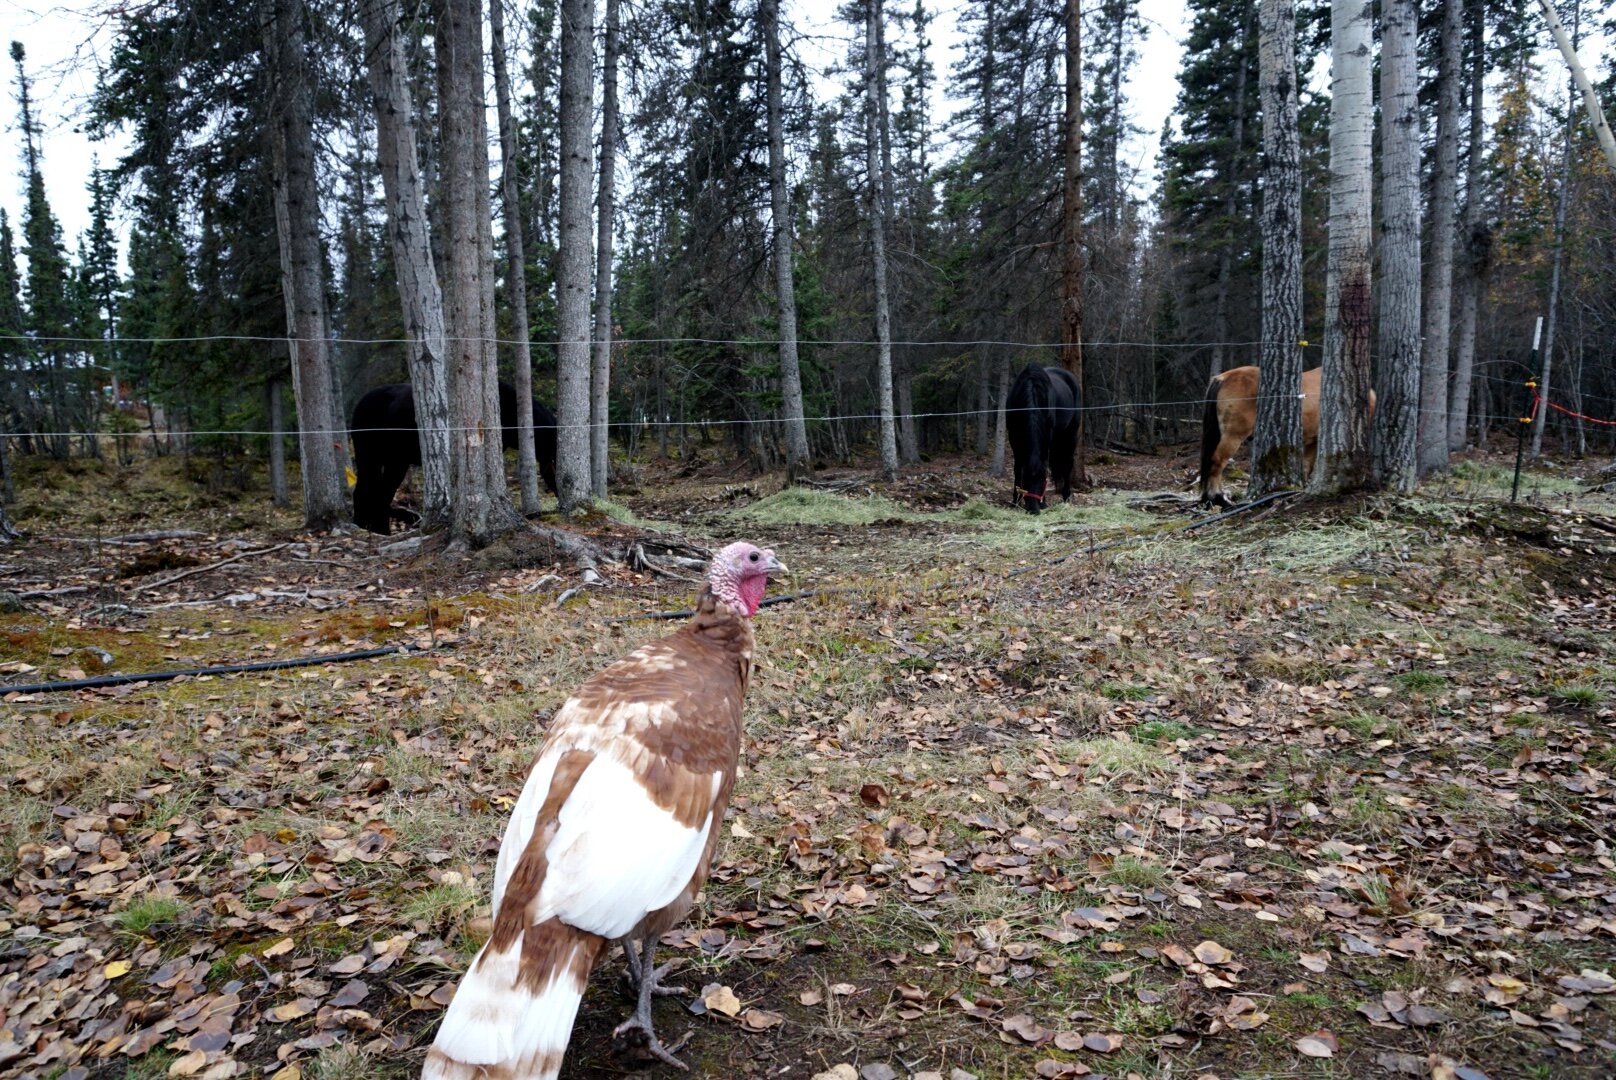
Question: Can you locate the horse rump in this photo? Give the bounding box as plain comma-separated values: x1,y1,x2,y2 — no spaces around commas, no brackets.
1006,364,1049,514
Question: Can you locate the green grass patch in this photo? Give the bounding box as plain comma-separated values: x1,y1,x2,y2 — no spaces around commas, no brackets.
1552,684,1602,707
1099,855,1167,890
113,895,187,937
1132,719,1194,743
723,487,915,526
1396,669,1445,693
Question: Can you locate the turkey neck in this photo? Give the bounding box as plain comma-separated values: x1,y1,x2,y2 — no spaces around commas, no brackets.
688,587,756,689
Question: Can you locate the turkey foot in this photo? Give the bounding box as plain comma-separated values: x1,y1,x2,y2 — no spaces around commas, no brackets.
612,940,690,1070
622,938,686,998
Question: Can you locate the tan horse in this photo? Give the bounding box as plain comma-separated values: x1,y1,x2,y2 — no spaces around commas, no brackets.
1198,365,1376,506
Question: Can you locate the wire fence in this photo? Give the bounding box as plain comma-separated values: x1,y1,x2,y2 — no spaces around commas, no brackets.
4,335,1612,439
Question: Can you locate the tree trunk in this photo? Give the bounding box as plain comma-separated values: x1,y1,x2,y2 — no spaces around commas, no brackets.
990,356,1010,478
490,0,541,514
1373,0,1421,493
1534,0,1616,172
1532,100,1574,461
590,0,620,500
1249,0,1305,497
1448,0,1486,451
437,0,516,545
555,0,594,512
265,0,348,530
268,377,289,508
1418,0,1461,475
763,0,810,476
361,0,451,525
1312,0,1374,495
1210,6,1251,384
865,0,898,481
1061,0,1087,488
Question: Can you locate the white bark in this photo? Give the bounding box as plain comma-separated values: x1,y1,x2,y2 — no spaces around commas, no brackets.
1449,0,1485,451
1312,0,1374,495
360,0,451,524
763,0,810,474
590,0,619,500
1418,0,1461,475
865,0,898,481
265,0,348,529
1375,0,1421,493
555,0,594,512
1534,0,1616,172
1250,0,1305,497
1533,81,1576,461
490,0,541,513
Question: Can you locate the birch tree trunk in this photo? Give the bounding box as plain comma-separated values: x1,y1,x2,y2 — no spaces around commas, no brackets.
265,0,348,530
1532,80,1575,461
763,0,811,476
590,0,620,500
1061,0,1087,488
555,0,594,512
1248,0,1305,497
1449,0,1486,451
360,0,451,525
1374,0,1421,493
437,0,516,546
865,0,899,481
490,0,541,514
1534,0,1616,172
1312,0,1374,495
1418,0,1461,475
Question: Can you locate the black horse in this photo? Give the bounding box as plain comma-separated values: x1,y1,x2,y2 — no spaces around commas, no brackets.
350,381,558,534
1005,362,1081,514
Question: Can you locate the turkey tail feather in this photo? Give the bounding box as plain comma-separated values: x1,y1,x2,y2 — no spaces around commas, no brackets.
422,923,605,1080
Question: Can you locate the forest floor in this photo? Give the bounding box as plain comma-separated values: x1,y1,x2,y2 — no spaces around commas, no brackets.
2,444,1615,1080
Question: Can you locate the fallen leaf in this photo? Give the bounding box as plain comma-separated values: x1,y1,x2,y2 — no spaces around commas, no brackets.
810,1067,857,1080
168,1050,208,1076
859,783,891,808
740,1008,784,1031
1296,1031,1337,1058
103,960,132,979
1193,940,1233,966
1082,1033,1123,1053
1298,952,1329,974
701,984,742,1017
261,937,295,959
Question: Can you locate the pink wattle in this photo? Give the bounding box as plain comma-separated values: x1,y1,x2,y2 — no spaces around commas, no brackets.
736,574,767,616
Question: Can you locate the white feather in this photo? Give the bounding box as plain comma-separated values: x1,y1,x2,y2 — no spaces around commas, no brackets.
536,755,716,939
424,935,586,1080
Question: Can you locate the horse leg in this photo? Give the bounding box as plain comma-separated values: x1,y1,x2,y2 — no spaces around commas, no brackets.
352,448,392,535
378,461,413,530
1049,431,1076,504
1207,432,1244,509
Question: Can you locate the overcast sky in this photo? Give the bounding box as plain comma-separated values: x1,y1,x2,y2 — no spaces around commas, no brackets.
0,0,1610,279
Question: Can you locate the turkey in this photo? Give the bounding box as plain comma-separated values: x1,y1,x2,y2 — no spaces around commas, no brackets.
422,541,787,1080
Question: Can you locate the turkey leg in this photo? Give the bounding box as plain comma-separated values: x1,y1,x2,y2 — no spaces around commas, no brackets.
622,936,685,997
612,938,689,1070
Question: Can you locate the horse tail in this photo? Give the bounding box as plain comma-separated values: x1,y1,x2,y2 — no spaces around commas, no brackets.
1199,373,1224,499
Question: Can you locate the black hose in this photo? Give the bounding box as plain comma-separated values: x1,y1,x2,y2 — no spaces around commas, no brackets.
1,643,429,697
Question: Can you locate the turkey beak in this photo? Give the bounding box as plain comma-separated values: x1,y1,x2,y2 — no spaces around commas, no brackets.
762,552,789,578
